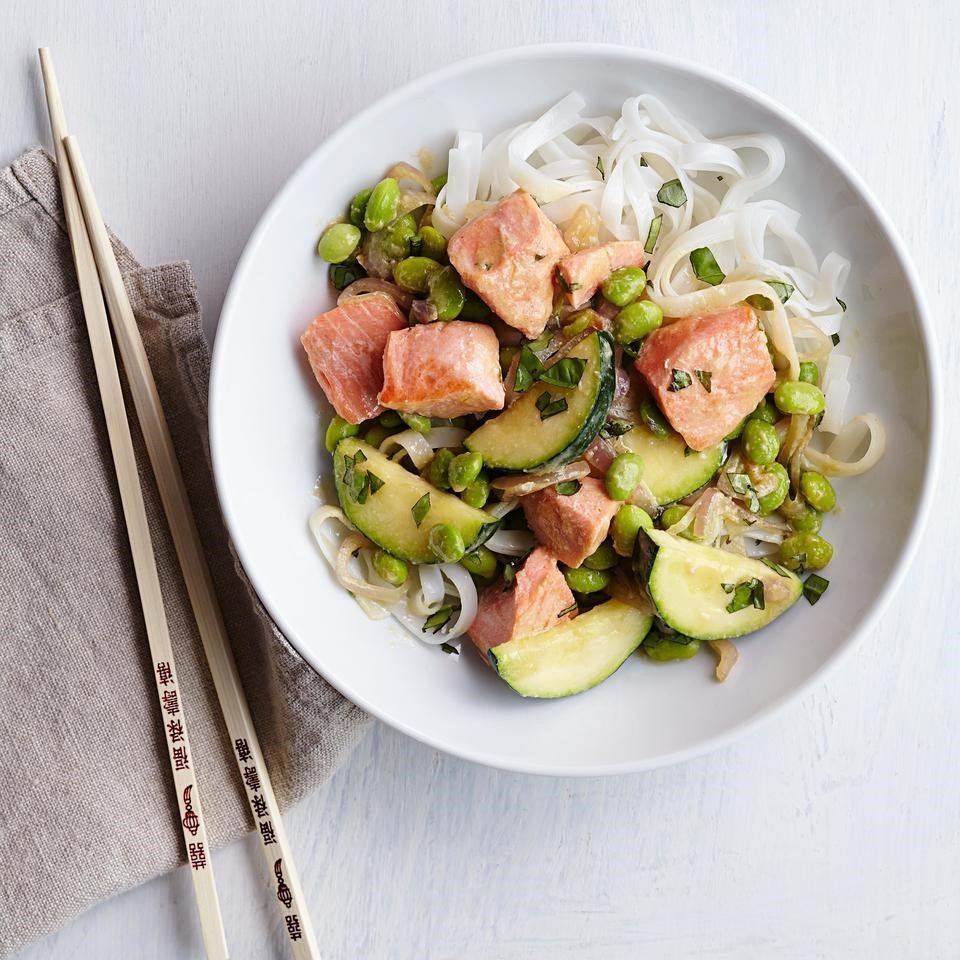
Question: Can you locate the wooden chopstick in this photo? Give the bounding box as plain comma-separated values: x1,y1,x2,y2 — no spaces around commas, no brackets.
38,49,230,960
55,75,322,960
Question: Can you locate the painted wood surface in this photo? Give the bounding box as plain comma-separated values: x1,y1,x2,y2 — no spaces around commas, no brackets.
3,1,957,957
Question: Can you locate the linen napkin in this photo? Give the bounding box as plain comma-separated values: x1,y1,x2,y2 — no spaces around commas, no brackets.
0,148,371,958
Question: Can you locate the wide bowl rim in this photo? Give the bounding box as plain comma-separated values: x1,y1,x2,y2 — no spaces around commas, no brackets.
209,41,941,777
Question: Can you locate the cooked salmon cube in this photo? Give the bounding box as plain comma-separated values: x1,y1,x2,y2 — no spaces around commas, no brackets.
447,190,569,339
557,240,649,309
300,293,407,424
468,546,575,658
520,477,620,568
635,305,776,451
378,320,504,418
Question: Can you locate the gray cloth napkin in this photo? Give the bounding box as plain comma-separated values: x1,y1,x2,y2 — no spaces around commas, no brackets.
0,148,371,958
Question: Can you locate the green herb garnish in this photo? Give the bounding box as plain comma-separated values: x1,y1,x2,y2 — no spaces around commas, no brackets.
695,369,713,393
503,564,516,585
557,601,578,618
440,641,460,655
690,247,725,286
657,179,687,207
423,606,454,634
724,578,765,613
596,156,605,180
644,214,663,254
803,574,830,605
768,280,794,303
539,357,586,389
727,472,760,513
366,471,384,496
746,294,775,311
836,297,847,312
536,391,568,420
329,261,364,290
831,333,841,346
639,400,670,437
761,558,791,578
601,417,633,439
514,364,533,393
555,480,582,496
668,369,692,392
411,493,431,527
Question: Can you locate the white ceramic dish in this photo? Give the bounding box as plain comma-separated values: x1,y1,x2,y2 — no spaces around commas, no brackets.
210,44,939,776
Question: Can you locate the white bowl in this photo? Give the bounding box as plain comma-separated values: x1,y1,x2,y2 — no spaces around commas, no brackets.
210,44,939,776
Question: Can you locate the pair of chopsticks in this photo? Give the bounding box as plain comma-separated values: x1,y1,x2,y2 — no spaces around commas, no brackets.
38,49,320,960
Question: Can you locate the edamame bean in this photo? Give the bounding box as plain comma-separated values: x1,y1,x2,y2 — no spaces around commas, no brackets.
460,473,490,509
779,532,833,571
605,452,645,501
372,549,408,586
363,177,401,232
584,542,618,571
750,398,778,424
612,504,653,557
363,425,388,448
427,266,466,321
459,290,491,320
643,634,700,662
324,415,359,452
460,546,497,581
317,223,361,264
563,565,612,594
601,266,647,307
724,419,746,441
800,470,837,512
380,213,418,260
448,452,483,493
613,300,662,343
660,505,688,529
348,187,373,228
563,309,600,338
790,505,823,534
400,413,432,434
417,225,447,261
393,256,442,293
742,418,780,466
428,523,465,563
799,361,820,386
428,448,454,490
379,410,403,428
774,380,826,416
757,462,789,514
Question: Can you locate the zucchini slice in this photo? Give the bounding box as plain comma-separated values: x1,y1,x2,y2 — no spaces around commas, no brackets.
489,599,652,699
620,425,723,505
464,331,615,472
633,529,802,640
333,439,498,563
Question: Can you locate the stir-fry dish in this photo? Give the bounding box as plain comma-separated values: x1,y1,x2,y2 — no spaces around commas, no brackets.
302,93,885,698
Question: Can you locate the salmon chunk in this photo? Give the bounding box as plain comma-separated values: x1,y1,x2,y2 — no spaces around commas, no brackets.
557,240,649,309
447,190,569,339
300,293,407,423
378,321,504,418
520,477,620,569
468,547,575,658
635,305,776,451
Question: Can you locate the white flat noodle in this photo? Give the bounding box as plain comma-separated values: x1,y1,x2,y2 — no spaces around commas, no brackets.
819,378,850,435
678,141,746,177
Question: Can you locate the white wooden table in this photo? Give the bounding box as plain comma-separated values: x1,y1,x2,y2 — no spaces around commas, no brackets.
5,2,957,957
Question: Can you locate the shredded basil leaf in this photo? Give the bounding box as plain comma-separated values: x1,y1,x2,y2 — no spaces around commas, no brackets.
640,156,648,167
503,564,516,585
726,472,760,513
721,582,736,594
440,641,460,655
540,398,568,420
329,261,364,290
353,449,367,464
514,364,533,393
601,417,633,439
725,578,765,613
768,280,795,303
644,214,663,255
690,247,725,286
539,357,586,389
639,400,670,437
423,605,454,634
596,156,605,180
746,294,775,311
803,574,830,605
557,601,578,618
353,471,371,503
621,340,641,359
668,369,692,392
836,297,847,312
831,333,841,346
366,471,384,496
656,178,687,207
761,558,791,578
695,369,712,393
555,480,581,496
411,493,431,527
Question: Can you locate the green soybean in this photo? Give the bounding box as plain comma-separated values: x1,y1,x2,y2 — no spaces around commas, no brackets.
779,532,833,571
800,470,837,512
564,308,600,337
660,505,688,529
363,424,388,448
563,566,612,594
324,415,359,452
372,550,408,586
363,177,401,232
612,504,653,557
790,505,823,534
644,634,700,661
460,546,497,581
584,542,618,571
750,398,778,424
348,187,373,228
724,419,746,441
459,290,491,320
393,256,442,293
317,223,361,263
757,462,789,515
427,266,466,321
605,452,645,501
799,361,820,386
601,266,647,306
614,300,662,343
379,410,403,428
417,225,447,261
380,213,418,260
400,413,432,434
742,418,780,466
448,452,483,493
460,473,490,509
428,448,454,490
774,380,826,416
428,523,465,563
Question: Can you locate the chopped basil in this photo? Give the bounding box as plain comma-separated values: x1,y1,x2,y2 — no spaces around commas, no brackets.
768,280,794,303
534,253,545,262
836,297,847,312
803,574,830,605
503,564,516,585
366,471,384,496
520,344,544,375
683,446,694,458
695,369,712,393
640,156,648,167
536,391,568,420
621,340,641,359
596,156,605,180
423,605,454,634
353,449,367,464
555,271,581,294
353,471,371,503
745,293,775,312
761,557,791,578
668,369,692,392
411,493,431,527
329,261,364,290
539,357,586,389
831,333,841,346
514,364,533,393
657,178,687,207
690,247,725,286
725,578,765,613
727,472,760,513
640,400,670,437
440,641,460,655
601,417,634,439
555,480,581,496
557,601,578,618
644,214,663,255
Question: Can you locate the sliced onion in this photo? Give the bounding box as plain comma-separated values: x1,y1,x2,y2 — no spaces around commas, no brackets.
804,414,886,476
386,161,436,194
409,299,439,325
409,563,445,617
438,563,479,638
492,460,590,498
485,530,536,556
379,429,434,469
627,479,659,517
503,350,522,406
424,427,469,449
584,435,617,473
486,499,519,520
339,280,412,312
708,638,739,682
307,505,355,566
335,534,408,604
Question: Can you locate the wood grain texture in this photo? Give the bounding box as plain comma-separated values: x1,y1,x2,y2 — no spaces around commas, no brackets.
5,0,959,957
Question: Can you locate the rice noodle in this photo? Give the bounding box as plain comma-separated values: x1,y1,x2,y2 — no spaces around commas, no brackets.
409,563,445,617
437,563,479,638
485,530,536,557
804,414,886,476
424,427,469,449
492,460,590,498
486,499,519,520
386,161,437,194
335,533,408,604
378,429,434,469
